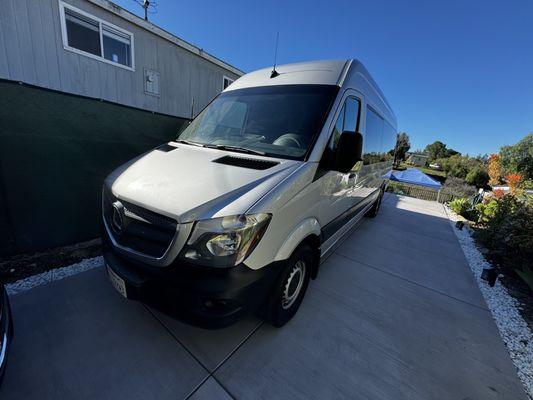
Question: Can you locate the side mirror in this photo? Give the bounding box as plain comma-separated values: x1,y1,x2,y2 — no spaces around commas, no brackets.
335,131,363,173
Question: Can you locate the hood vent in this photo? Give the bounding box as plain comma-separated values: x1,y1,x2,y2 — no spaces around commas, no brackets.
213,155,279,170
156,143,178,152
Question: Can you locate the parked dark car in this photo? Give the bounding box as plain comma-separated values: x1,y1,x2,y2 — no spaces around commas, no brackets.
0,282,13,385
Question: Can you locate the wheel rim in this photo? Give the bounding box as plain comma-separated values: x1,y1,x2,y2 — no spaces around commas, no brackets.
281,260,306,310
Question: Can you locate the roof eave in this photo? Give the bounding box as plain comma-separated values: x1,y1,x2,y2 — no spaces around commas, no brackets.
86,0,244,76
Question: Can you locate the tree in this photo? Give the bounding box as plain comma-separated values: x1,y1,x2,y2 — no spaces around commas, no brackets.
394,132,410,163
424,140,462,162
437,154,486,180
465,167,489,188
424,141,448,161
447,154,470,178
445,148,460,157
487,154,502,186
499,133,533,181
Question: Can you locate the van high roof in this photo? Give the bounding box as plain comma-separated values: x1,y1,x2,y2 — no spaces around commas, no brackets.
227,60,350,89
226,59,396,125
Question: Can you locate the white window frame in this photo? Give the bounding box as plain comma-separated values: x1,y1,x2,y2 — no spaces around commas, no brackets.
222,76,234,90
59,1,135,72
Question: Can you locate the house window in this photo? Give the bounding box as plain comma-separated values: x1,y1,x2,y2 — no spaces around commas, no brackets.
59,2,134,70
64,9,101,56
222,76,234,90
103,26,132,66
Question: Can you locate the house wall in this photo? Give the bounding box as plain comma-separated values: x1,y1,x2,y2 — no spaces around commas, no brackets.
0,0,241,118
0,0,243,256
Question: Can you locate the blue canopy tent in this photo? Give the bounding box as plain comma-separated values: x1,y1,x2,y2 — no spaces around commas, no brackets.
384,168,442,189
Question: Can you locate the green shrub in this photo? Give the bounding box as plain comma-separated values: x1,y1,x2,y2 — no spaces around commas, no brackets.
449,197,479,221
465,167,489,188
476,195,533,288
443,177,477,198
449,198,469,215
475,198,498,223
386,181,405,195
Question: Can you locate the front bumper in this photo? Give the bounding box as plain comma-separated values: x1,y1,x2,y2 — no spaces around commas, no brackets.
103,238,284,328
0,286,13,384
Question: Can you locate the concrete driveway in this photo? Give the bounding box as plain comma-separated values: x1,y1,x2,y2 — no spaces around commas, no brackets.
0,195,526,399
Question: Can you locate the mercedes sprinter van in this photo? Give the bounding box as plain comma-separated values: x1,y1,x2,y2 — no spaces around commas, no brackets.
102,59,397,328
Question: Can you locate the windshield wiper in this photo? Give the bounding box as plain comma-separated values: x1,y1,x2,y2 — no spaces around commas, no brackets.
176,140,266,156
175,139,205,147
203,144,266,156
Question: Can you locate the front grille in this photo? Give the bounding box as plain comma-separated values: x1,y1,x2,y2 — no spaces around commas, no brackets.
103,187,177,258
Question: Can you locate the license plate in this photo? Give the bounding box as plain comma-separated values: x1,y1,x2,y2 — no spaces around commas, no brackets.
107,265,127,298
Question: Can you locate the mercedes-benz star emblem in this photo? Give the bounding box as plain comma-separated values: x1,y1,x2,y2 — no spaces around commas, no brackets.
111,201,125,234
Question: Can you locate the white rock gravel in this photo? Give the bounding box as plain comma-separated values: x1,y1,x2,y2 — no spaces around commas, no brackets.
6,256,103,296
444,205,533,399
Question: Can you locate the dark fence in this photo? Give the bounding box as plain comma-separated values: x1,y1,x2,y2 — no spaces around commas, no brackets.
386,181,460,203
0,80,187,257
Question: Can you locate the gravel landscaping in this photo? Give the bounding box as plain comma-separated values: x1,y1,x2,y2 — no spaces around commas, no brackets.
0,239,102,283
5,256,103,296
445,205,533,399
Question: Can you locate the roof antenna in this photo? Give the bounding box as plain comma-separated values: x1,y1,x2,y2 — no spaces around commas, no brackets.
143,0,150,21
137,0,158,21
270,32,280,78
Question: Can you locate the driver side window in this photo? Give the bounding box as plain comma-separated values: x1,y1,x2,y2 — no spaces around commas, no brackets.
328,104,345,152
322,97,360,170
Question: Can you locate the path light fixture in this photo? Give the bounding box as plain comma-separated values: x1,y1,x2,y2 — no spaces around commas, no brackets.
481,267,498,287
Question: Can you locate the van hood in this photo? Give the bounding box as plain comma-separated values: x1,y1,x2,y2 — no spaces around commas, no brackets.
106,142,301,223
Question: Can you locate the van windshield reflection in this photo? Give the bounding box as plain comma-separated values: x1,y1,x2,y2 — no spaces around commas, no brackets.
177,85,339,160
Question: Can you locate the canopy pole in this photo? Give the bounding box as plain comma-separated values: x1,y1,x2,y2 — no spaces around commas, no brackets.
437,189,441,203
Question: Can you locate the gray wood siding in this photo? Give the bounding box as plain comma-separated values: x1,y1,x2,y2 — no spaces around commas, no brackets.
0,0,241,118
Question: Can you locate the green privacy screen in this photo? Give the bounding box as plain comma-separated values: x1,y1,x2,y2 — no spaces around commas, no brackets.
0,80,187,256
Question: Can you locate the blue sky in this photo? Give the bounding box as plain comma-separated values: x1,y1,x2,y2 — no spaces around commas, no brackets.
115,0,532,155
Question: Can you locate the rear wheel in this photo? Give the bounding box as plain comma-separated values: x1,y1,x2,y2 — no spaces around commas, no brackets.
262,244,313,327
366,189,384,218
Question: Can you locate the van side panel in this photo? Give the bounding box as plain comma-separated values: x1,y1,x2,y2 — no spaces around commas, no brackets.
244,164,321,270
245,61,398,270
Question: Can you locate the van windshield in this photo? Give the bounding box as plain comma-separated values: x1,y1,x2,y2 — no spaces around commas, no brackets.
177,85,339,160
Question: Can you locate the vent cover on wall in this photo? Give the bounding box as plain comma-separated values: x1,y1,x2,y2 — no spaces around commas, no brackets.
145,69,160,96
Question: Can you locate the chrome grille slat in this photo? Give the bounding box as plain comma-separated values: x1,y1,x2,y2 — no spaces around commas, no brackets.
103,187,177,258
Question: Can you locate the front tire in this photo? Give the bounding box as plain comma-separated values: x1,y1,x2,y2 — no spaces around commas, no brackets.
263,244,313,327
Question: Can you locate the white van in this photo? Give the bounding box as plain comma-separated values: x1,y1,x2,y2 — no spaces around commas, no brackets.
102,59,397,328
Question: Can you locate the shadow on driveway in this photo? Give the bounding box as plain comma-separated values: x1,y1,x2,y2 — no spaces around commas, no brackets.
0,194,527,399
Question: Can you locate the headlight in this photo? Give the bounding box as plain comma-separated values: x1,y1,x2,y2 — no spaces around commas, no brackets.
180,213,271,267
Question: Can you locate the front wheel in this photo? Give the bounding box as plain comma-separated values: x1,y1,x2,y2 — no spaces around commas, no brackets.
262,244,313,327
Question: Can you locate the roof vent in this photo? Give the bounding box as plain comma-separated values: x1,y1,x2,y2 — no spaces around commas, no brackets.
213,156,278,170
155,143,178,152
